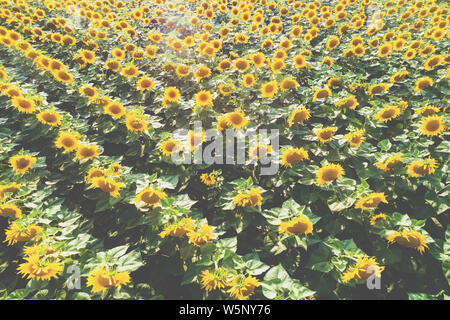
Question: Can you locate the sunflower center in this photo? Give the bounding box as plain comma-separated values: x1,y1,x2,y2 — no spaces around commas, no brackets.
425,119,440,132
322,168,338,181
16,158,31,169
141,191,160,204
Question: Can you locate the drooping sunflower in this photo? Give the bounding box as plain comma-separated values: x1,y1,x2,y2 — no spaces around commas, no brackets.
314,126,337,143
407,157,437,177
312,87,332,102
288,108,311,126
342,256,384,283
9,155,37,174
200,173,216,186
415,105,440,117
420,115,445,136
36,110,62,126
75,143,99,161
279,214,313,235
367,83,389,97
370,213,387,225
200,268,228,292
374,105,401,122
354,192,388,211
4,222,43,246
316,163,345,184
0,182,21,200
334,95,358,110
414,76,433,92
344,129,365,147
386,229,429,254
187,224,214,246
376,154,403,172
17,254,63,281
90,176,124,198
0,203,22,218
87,267,130,293
125,111,148,132
159,217,194,238
135,187,167,207
280,148,309,167
227,275,260,300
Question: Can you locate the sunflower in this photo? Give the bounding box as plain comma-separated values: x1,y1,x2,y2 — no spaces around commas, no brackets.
316,163,345,184
386,229,428,254
226,110,248,129
90,176,124,198
79,85,98,100
374,105,401,122
354,192,388,211
407,157,437,177
4,222,43,246
376,154,403,172
243,73,255,87
194,90,213,110
200,268,228,291
261,80,278,98
112,47,125,60
163,86,180,104
342,256,384,283
344,129,365,147
11,96,36,113
368,83,389,97
227,275,260,300
200,173,216,186
352,45,365,57
326,36,340,50
280,148,309,167
105,59,121,72
335,95,358,109
54,70,74,84
0,182,21,200
216,115,230,131
104,100,125,119
280,77,298,91
85,167,107,184
17,254,63,281
35,110,62,126
137,77,155,91
175,64,190,77
414,76,433,92
194,65,211,80
126,111,148,132
378,43,392,57
415,105,440,117
87,267,130,293
312,87,332,102
279,214,313,235
218,59,232,72
424,55,442,70
9,155,37,174
135,187,167,207
121,65,138,77
76,143,99,161
420,115,445,136
248,143,271,161
159,217,194,238
293,54,307,68
234,188,263,207
160,139,181,156
288,108,311,126
370,213,387,225
187,224,215,246
0,204,22,218
315,126,337,143
390,70,410,83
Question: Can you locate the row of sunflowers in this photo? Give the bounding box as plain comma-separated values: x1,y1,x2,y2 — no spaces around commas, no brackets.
0,0,449,299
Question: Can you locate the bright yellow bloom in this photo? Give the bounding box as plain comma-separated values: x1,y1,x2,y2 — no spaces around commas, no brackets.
87,267,130,293
342,256,384,283
316,163,345,184
354,192,388,211
386,229,429,254
9,155,37,174
279,214,313,235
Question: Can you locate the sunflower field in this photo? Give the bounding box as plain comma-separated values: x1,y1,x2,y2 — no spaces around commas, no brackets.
0,0,449,301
